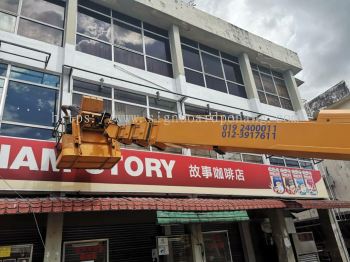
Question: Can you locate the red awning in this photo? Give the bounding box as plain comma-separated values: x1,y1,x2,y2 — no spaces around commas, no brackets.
0,197,286,215
285,200,350,209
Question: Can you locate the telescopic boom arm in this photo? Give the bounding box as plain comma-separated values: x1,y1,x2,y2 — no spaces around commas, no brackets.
56,96,350,169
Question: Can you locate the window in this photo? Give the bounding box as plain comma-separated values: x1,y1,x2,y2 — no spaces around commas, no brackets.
242,154,264,164
0,0,66,46
181,37,247,98
0,64,60,140
76,0,173,77
269,156,314,170
72,80,112,113
3,81,58,126
252,64,294,110
0,63,7,90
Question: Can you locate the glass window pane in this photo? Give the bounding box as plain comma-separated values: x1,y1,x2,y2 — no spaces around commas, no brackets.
253,70,263,91
146,57,173,77
223,60,243,84
73,80,111,98
274,77,290,98
185,69,205,87
115,102,147,124
143,22,168,37
185,105,208,116
114,47,145,70
221,52,239,63
201,53,223,78
205,75,227,93
0,79,4,98
76,35,112,60
149,98,177,112
113,20,143,52
10,66,60,87
280,98,293,111
272,70,283,78
285,159,300,168
73,93,111,113
115,89,147,105
112,10,141,27
258,91,267,104
199,44,219,56
149,109,177,120
4,81,58,126
251,63,258,70
0,12,16,32
0,0,19,13
77,7,111,42
18,18,63,46
0,63,7,77
191,148,217,158
182,45,202,71
227,82,247,98
221,152,242,162
242,154,263,164
144,31,171,61
79,0,110,15
270,157,285,166
261,73,277,94
21,0,65,28
300,161,313,170
180,37,198,48
0,124,53,140
259,66,271,75
266,93,281,107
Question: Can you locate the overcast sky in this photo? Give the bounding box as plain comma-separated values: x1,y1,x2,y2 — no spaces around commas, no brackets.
195,0,350,101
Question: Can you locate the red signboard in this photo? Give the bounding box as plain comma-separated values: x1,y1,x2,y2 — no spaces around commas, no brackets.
0,136,327,198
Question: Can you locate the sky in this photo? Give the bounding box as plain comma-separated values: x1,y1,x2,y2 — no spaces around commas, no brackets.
195,0,350,101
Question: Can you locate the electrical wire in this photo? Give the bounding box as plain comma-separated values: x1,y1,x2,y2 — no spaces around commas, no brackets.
0,175,46,249
64,65,288,120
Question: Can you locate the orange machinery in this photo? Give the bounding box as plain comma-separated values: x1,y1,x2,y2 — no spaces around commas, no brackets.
55,96,350,169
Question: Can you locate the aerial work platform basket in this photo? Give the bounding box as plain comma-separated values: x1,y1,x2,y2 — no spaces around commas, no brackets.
55,96,121,169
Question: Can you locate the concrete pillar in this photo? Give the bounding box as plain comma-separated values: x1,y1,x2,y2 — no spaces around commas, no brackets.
187,224,205,262
283,70,308,120
238,53,262,113
64,0,78,45
43,213,64,262
239,221,256,262
169,24,187,96
318,209,349,262
268,210,296,262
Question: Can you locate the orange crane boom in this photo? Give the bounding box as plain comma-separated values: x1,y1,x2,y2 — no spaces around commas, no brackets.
55,96,350,169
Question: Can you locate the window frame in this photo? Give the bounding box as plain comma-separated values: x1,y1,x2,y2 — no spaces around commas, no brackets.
181,38,246,98
0,63,61,140
252,65,294,111
76,1,173,77
0,0,66,46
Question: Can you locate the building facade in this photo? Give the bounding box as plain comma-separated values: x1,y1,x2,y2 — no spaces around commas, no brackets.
0,0,348,261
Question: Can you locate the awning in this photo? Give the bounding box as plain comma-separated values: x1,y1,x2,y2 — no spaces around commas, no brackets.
157,210,249,224
285,200,350,209
0,197,286,215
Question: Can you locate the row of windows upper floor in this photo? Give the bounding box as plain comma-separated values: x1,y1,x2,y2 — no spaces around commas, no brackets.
0,0,295,111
